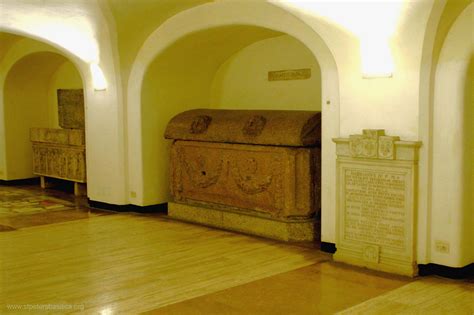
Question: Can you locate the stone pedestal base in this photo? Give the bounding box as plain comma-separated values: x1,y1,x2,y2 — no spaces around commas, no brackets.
334,249,418,277
168,202,319,242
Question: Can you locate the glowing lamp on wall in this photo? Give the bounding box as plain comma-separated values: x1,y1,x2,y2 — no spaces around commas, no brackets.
90,63,107,91
361,38,394,78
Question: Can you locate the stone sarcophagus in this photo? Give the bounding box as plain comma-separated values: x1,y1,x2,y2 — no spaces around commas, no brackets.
30,128,86,183
165,109,321,241
30,89,86,195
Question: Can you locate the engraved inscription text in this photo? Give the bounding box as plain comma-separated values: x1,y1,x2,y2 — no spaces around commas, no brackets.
343,169,406,249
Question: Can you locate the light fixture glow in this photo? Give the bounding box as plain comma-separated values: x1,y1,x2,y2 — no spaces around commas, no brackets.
90,63,107,91
360,37,394,78
271,0,404,78
0,2,100,63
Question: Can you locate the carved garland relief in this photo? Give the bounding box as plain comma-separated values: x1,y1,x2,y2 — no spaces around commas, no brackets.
183,155,223,189
231,158,273,194
174,143,290,216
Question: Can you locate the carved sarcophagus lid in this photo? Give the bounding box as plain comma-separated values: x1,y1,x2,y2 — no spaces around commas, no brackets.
165,109,321,146
166,109,321,241
30,128,85,146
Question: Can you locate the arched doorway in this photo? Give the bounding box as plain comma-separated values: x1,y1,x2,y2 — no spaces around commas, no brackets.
4,51,83,179
140,25,322,204
127,1,339,244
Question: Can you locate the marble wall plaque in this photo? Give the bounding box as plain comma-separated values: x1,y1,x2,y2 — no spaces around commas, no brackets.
268,68,311,81
333,129,421,277
57,89,85,129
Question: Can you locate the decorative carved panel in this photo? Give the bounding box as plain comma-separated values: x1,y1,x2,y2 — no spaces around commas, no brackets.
170,141,319,219
31,128,86,183
57,89,85,129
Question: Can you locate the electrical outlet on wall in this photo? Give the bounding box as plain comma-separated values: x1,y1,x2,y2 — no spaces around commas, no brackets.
435,240,450,254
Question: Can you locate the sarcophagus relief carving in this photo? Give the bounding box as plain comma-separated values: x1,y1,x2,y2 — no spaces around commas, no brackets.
30,128,86,183
165,109,321,241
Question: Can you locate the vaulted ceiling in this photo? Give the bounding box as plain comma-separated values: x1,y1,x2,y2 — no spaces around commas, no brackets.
106,0,213,77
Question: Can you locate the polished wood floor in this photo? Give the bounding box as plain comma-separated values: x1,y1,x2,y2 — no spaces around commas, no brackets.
0,184,472,314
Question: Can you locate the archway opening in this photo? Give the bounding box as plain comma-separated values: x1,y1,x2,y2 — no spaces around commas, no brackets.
140,24,323,241
3,48,84,192
141,25,322,205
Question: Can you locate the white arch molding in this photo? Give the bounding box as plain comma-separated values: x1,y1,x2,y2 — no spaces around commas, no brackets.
430,4,473,267
417,0,474,265
418,2,473,267
127,1,340,243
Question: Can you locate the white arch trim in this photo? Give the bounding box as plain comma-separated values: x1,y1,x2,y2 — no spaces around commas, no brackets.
416,0,448,265
127,1,340,242
418,1,473,265
431,4,473,267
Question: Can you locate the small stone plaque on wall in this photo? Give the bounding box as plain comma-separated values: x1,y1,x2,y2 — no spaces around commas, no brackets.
57,89,85,129
333,129,421,277
268,68,311,81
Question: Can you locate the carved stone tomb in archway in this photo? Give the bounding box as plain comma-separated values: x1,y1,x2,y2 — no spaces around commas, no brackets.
165,109,321,242
30,89,86,196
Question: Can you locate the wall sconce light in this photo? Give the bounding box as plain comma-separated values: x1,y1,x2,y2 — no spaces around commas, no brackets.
90,63,107,91
360,38,394,78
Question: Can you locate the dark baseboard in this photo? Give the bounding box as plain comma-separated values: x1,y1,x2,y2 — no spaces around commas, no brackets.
418,263,474,279
88,200,168,214
0,178,40,186
320,242,337,253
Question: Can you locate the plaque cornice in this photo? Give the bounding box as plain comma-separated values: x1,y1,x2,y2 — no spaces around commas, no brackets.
333,129,421,161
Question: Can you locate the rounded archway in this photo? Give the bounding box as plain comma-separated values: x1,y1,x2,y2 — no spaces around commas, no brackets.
430,3,473,267
127,3,339,245
140,25,323,205
418,1,473,267
2,50,83,180
417,0,473,265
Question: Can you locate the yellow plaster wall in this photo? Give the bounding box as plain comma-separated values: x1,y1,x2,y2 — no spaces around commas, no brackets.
47,61,84,128
3,52,65,179
211,35,321,111
106,0,211,92
463,55,474,264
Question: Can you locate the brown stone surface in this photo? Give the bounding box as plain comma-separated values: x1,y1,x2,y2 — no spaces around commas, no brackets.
30,128,85,146
166,109,321,241
170,140,320,220
57,89,85,129
169,202,319,242
165,109,321,146
147,261,409,315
